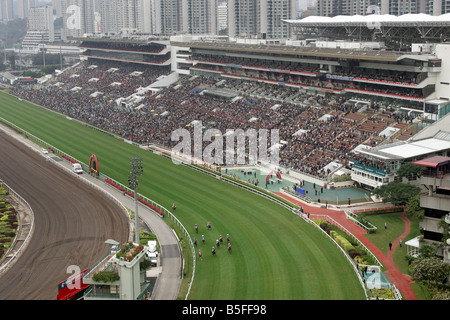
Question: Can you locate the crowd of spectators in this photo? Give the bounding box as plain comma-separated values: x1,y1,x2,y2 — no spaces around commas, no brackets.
48,59,170,101
10,60,419,179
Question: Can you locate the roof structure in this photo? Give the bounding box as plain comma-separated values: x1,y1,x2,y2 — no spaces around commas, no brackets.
412,155,450,168
285,13,450,44
286,13,450,25
357,137,450,161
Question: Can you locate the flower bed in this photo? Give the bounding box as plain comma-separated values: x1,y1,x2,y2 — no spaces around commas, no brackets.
0,196,18,260
312,218,397,299
353,206,404,215
115,242,145,262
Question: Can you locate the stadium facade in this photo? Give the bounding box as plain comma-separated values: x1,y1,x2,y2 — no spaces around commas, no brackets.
8,12,450,262
68,15,450,192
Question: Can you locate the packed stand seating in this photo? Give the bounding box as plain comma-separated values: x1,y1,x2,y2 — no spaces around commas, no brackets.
11,68,418,178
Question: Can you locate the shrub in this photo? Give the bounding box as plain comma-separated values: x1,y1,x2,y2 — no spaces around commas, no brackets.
319,222,328,231
349,250,362,259
372,288,395,300
354,256,369,265
335,235,355,252
92,271,120,283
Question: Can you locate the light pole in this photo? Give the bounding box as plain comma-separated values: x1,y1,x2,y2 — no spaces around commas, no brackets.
128,157,143,245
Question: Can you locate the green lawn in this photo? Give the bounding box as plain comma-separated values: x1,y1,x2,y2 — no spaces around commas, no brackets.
363,213,406,256
0,91,366,300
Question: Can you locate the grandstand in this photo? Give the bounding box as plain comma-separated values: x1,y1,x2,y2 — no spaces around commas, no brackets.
73,36,172,67
9,15,450,189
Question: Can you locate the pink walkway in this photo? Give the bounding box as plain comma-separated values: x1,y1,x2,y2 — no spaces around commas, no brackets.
275,192,417,300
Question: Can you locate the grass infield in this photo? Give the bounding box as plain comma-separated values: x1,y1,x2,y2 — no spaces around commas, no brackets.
0,91,366,300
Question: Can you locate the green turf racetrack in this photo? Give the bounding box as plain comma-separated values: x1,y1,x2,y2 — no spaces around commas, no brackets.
0,91,366,300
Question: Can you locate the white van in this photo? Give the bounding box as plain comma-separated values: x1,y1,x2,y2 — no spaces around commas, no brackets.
72,163,83,174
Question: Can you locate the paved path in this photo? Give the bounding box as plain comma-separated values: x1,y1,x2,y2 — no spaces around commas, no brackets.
275,192,417,300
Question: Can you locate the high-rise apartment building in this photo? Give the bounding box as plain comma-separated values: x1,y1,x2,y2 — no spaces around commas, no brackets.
17,0,37,19
152,0,187,35
228,0,297,38
317,0,382,16
98,0,147,35
52,0,63,18
22,5,56,48
261,0,298,38
58,0,300,38
187,0,218,35
0,0,14,21
61,0,96,38
218,0,228,32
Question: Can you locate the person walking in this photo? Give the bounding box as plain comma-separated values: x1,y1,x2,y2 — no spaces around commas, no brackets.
212,246,216,256
389,241,392,251
202,234,205,244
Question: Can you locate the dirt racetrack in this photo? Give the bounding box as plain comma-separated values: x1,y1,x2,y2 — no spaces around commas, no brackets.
0,130,130,300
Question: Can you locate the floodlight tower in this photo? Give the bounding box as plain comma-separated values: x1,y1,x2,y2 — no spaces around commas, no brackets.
128,157,143,245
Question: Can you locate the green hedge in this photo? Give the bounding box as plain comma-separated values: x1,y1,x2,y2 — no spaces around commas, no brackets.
331,231,355,252
360,207,404,215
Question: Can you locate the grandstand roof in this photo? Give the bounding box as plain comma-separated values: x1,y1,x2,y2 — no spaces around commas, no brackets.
286,13,450,26
286,13,450,44
358,137,450,160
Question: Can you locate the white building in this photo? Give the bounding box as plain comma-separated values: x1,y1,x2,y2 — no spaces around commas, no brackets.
22,5,56,50
218,0,228,32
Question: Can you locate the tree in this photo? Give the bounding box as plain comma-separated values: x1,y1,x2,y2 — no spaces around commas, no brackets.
397,163,424,180
406,194,424,220
419,242,441,258
372,182,421,206
411,257,450,284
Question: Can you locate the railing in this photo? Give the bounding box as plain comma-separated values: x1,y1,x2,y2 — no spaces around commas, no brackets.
300,213,370,300
345,210,378,233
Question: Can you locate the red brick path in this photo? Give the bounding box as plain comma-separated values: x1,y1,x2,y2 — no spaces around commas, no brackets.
275,192,417,300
